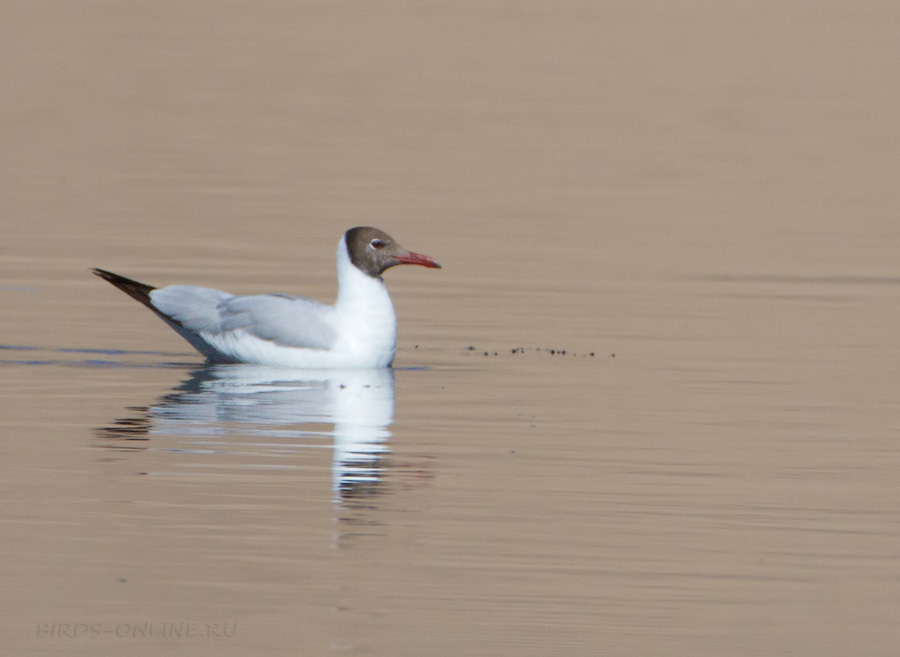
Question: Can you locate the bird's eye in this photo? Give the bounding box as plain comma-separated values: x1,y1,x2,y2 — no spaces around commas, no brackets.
370,239,385,250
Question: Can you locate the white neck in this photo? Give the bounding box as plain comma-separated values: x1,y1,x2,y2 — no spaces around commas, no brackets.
333,236,398,365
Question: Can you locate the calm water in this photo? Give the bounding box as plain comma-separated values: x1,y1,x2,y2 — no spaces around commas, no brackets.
4,2,900,655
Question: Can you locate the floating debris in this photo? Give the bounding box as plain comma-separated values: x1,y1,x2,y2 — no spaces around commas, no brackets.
463,345,602,359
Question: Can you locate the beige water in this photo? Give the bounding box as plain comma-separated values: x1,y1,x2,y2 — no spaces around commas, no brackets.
4,2,900,655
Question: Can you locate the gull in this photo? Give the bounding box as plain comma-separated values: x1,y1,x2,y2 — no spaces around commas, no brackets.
93,227,440,368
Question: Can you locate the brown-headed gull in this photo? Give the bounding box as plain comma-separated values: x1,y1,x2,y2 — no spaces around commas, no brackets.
93,227,440,368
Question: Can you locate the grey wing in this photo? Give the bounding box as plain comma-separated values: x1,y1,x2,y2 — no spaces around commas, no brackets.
216,294,338,351
149,285,234,332
149,287,337,351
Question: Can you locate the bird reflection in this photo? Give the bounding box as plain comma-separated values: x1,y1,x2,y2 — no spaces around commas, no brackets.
96,365,395,503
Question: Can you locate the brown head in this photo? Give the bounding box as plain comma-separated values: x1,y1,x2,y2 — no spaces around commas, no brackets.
344,227,441,277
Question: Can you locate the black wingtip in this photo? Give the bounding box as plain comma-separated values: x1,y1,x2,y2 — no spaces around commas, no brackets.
92,268,157,309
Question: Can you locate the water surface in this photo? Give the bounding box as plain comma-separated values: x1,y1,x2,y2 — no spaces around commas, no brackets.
3,2,900,655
